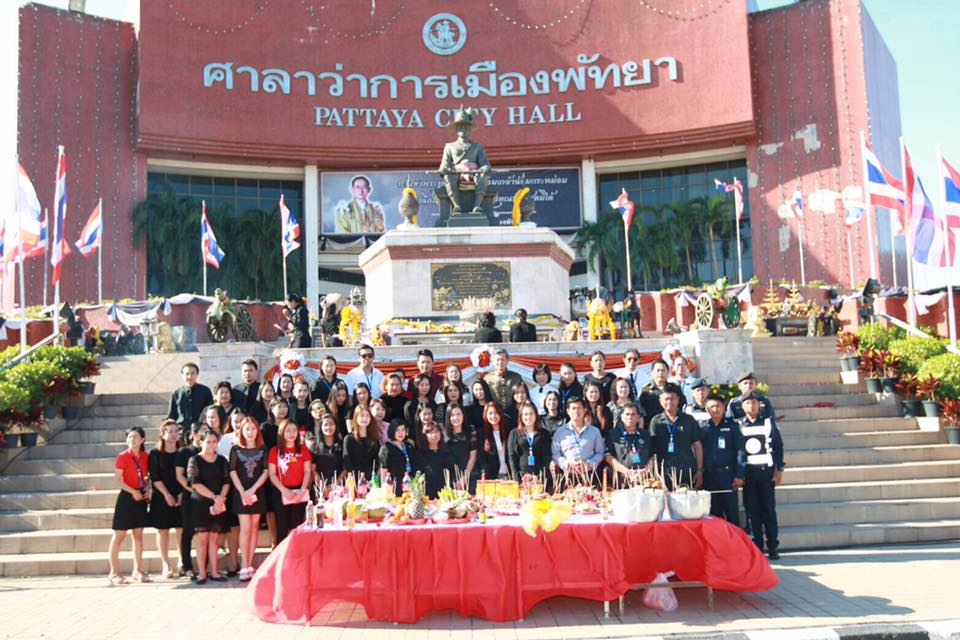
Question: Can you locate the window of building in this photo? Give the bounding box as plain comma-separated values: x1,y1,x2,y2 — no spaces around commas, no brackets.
597,159,753,290
144,173,306,301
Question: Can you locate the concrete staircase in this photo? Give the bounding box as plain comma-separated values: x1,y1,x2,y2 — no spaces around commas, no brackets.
1,337,958,576
752,337,960,550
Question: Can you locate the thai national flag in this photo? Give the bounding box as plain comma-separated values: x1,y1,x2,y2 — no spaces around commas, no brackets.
75,200,102,257
200,201,225,269
939,154,960,267
903,144,941,266
279,194,301,258
790,190,804,219
51,147,71,285
715,178,745,220
609,188,635,228
24,212,48,260
862,140,906,230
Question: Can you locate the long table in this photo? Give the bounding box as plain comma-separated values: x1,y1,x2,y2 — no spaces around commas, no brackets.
249,515,778,624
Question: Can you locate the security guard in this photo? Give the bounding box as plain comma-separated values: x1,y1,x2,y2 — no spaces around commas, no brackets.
699,393,744,525
604,403,653,480
738,391,785,560
684,378,710,423
649,384,703,489
727,372,776,421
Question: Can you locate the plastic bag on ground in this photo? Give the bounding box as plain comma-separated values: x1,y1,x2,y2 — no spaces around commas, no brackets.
642,571,679,612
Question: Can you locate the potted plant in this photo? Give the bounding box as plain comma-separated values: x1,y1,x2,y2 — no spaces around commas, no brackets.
897,374,921,417
836,330,861,371
878,350,901,395
860,349,883,393
942,399,960,445
916,376,941,417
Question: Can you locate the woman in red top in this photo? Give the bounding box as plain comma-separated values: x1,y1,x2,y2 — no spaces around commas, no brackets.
108,427,151,585
268,419,314,543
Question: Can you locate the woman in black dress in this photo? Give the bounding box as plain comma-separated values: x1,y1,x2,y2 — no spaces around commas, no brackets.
309,413,343,489
404,374,436,427
291,380,312,429
343,404,380,480
380,373,408,423
468,379,494,429
307,399,326,439
557,363,583,416
412,403,440,449
249,381,276,425
228,416,268,582
187,428,230,584
149,419,182,579
502,382,531,430
443,404,478,489
584,380,613,436
326,381,352,438
507,402,553,483
540,390,565,434
212,381,236,427
277,373,295,411
378,419,414,496
414,424,456,499
108,427,151,585
607,377,635,427
286,293,311,348
435,382,464,428
350,382,372,420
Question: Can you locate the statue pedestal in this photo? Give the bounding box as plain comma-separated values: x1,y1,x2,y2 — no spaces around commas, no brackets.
435,187,497,227
358,227,574,328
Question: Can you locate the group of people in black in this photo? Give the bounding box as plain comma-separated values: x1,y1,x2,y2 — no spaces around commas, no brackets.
108,343,785,584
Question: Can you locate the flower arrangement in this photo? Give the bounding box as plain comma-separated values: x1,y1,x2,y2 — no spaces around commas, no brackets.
470,345,497,373
916,376,940,402
858,349,882,378
835,330,860,356
941,399,960,427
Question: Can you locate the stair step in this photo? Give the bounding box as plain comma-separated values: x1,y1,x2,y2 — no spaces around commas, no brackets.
765,382,865,396
22,443,126,460
0,528,274,555
774,393,877,409
97,393,170,406
778,417,917,435
0,489,118,511
4,458,116,475
85,404,169,418
776,496,960,527
48,428,163,446
0,548,273,577
759,371,841,384
779,519,960,550
777,403,900,421
783,460,960,485
789,444,960,467
70,415,167,430
781,430,944,450
777,477,960,503
0,473,114,493
0,507,115,532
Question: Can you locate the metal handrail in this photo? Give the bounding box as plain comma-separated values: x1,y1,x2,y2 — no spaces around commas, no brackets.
0,332,59,374
877,312,960,354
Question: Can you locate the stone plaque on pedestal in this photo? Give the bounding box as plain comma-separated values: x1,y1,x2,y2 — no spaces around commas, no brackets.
431,262,511,312
358,227,573,327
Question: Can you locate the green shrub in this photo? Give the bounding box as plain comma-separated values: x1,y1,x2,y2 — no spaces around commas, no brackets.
888,336,947,374
855,322,905,353
916,353,960,400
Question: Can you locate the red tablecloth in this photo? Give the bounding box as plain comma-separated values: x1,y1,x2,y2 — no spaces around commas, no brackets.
249,516,777,624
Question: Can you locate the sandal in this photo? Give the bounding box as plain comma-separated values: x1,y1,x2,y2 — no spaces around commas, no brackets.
108,574,128,585
132,571,152,583
239,567,252,582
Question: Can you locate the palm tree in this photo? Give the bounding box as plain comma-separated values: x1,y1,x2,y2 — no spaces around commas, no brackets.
691,195,733,280
576,209,630,291
662,200,699,282
132,186,202,295
229,207,282,301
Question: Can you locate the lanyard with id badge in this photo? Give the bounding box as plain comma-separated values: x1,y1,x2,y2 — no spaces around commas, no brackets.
400,443,411,473
665,417,679,454
526,433,536,467
622,431,643,465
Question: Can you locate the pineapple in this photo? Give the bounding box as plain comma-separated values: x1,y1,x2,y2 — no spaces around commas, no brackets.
405,472,427,520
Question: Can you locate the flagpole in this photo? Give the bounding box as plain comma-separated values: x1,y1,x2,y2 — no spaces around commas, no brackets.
900,137,917,328
734,180,744,284
52,146,62,346
846,230,856,289
282,253,289,301
937,145,957,351
15,162,27,352
889,216,898,288
96,198,103,305
797,218,807,286
42,207,49,307
860,131,878,280
623,218,632,295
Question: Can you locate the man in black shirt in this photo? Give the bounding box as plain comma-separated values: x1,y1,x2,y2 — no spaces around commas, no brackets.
639,359,685,429
604,403,652,480
167,363,214,435
727,372,776,421
649,384,702,489
699,393,744,524
509,308,537,342
232,359,261,414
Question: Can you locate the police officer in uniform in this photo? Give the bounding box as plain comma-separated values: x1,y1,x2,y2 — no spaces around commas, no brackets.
684,378,710,423
699,393,745,525
649,384,702,489
727,372,775,421
603,403,652,480
738,391,785,560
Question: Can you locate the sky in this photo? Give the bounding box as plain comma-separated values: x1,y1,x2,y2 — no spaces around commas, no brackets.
2,0,958,223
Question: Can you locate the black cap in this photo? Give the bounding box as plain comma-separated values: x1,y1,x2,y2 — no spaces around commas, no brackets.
690,378,708,390
741,390,761,402
737,372,756,384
